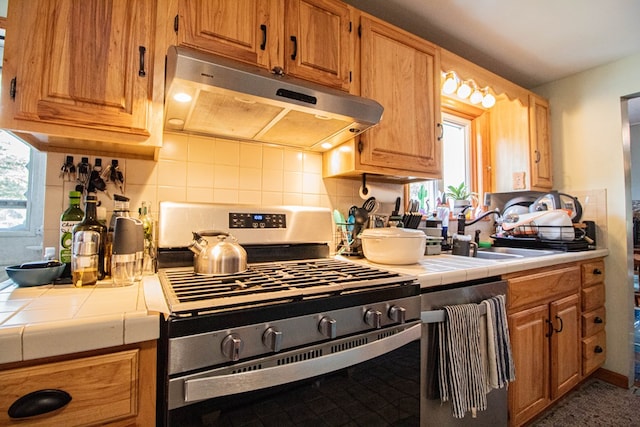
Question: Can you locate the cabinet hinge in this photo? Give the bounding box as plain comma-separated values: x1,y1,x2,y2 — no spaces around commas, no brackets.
357,140,363,153
9,77,16,100
174,15,179,33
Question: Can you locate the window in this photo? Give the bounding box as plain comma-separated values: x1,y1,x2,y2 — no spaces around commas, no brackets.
0,131,46,279
408,113,473,214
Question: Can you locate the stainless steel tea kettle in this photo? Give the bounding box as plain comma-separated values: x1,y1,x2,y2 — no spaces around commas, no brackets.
188,231,247,275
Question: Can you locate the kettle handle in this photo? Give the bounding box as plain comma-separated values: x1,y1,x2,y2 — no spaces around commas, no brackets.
194,230,230,238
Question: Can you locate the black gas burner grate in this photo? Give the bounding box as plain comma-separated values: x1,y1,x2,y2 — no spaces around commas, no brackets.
159,259,413,316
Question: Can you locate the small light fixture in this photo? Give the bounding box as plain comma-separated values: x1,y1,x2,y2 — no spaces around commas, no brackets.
469,83,483,104
320,142,332,150
456,80,472,99
481,89,496,108
173,92,192,103
442,72,458,95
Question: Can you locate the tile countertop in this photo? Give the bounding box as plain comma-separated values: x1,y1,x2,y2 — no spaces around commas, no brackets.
0,248,608,365
337,248,610,289
0,279,159,365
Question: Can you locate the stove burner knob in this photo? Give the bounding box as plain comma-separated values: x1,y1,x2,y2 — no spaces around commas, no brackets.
364,309,382,329
388,306,406,324
221,334,243,361
318,317,337,339
263,327,283,352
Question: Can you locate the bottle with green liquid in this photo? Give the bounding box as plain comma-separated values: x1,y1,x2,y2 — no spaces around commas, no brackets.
59,189,84,278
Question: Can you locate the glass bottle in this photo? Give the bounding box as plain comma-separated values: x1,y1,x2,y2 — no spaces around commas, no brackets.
138,201,156,274
105,194,130,277
72,193,107,286
59,190,84,278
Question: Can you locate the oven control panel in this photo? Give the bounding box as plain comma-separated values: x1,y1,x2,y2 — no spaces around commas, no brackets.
229,212,286,229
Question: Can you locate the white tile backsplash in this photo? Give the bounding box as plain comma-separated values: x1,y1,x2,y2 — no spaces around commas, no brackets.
41,133,403,253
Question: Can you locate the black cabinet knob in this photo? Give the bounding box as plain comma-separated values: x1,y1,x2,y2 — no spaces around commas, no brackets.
594,316,603,324
594,345,604,354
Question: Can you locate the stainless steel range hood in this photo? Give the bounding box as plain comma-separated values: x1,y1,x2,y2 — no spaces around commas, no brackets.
164,46,383,151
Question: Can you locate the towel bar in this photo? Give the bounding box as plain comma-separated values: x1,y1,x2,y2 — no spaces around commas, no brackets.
421,303,488,324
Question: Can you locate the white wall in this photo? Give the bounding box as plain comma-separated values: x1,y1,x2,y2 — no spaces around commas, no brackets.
535,52,640,383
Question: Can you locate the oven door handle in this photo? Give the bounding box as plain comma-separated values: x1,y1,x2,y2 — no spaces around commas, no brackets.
183,322,421,402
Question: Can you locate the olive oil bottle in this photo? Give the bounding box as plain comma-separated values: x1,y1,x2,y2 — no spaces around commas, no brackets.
72,193,107,286
59,190,84,278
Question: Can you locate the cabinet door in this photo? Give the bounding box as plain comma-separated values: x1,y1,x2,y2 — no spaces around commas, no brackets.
12,0,154,136
508,304,550,426
549,293,581,399
529,94,553,190
359,16,441,177
177,0,280,69
284,0,351,90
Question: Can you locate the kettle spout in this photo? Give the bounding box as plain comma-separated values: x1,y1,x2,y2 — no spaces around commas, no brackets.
188,232,207,255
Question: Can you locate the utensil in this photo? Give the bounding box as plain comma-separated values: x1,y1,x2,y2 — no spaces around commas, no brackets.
362,197,379,213
188,231,247,275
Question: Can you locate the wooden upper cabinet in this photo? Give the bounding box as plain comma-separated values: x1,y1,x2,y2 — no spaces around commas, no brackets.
529,94,553,190
9,0,155,136
176,0,351,91
176,0,281,70
358,15,441,177
284,0,351,90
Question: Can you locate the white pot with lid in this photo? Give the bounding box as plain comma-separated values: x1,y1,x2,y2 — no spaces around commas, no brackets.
360,227,426,265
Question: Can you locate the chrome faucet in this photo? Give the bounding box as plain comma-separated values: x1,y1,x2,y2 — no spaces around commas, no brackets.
457,207,501,235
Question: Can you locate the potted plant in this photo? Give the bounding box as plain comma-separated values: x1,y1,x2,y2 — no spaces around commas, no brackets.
444,182,477,215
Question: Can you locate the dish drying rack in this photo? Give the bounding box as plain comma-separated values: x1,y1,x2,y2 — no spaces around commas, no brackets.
492,223,592,251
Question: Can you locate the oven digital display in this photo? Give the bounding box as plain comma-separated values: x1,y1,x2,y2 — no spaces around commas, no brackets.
229,212,286,229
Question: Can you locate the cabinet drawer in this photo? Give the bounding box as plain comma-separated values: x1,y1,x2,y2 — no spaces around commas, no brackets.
508,265,580,311
582,330,606,375
581,284,605,312
0,349,139,426
581,260,605,288
582,306,606,337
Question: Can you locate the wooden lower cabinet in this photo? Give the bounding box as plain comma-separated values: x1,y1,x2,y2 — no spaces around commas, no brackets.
0,341,156,426
506,264,581,426
580,259,606,376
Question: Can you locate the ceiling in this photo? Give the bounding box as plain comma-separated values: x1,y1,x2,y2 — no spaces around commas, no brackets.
342,0,640,124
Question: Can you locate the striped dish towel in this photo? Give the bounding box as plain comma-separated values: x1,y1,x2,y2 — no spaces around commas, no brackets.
438,303,487,419
482,295,516,389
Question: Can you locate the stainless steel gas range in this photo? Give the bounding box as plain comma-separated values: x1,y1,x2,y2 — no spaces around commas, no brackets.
153,202,422,426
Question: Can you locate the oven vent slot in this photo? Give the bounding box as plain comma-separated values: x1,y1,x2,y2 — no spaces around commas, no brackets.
331,337,368,353
232,364,263,374
377,329,398,340
277,349,323,366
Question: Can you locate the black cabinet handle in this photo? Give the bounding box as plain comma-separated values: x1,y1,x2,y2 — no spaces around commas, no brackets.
290,36,297,60
545,319,554,337
593,268,602,275
594,345,604,354
594,316,603,324
10,77,16,100
138,46,147,77
8,389,72,419
437,123,444,141
260,24,267,50
553,315,564,333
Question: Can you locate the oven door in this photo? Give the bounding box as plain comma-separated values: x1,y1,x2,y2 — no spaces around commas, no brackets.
165,322,421,426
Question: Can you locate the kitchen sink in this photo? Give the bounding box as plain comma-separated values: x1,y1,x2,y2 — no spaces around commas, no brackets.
474,246,559,261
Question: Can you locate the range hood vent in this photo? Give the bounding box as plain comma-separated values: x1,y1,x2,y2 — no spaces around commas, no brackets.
164,46,383,151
